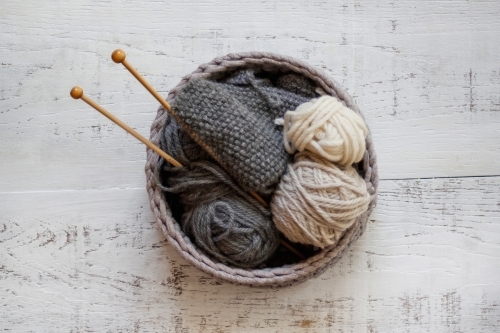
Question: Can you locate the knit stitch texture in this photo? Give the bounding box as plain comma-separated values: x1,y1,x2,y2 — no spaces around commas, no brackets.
171,70,317,194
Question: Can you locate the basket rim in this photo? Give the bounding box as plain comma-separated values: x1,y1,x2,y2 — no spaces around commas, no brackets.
145,51,378,287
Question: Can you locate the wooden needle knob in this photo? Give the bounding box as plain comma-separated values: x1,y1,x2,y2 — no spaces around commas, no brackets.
70,86,83,99
111,49,126,63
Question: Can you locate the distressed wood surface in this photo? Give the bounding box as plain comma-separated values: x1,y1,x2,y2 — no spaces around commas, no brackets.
1,0,499,331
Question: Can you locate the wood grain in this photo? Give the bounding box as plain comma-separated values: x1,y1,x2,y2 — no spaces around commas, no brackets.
1,0,499,331
1,178,499,332
1,0,500,192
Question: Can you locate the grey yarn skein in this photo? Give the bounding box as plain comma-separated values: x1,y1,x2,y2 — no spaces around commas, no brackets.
157,115,280,268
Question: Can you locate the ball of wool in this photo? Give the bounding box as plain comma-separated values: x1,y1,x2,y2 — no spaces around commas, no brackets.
182,196,279,268
270,151,370,248
282,95,368,166
158,115,279,268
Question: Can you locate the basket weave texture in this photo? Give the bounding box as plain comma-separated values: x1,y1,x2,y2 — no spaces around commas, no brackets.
145,52,378,287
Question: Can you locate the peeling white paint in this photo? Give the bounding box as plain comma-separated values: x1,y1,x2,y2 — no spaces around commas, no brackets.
1,0,499,331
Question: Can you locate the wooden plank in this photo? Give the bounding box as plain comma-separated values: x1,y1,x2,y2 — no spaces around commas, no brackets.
1,0,500,192
1,177,499,332
2,0,500,331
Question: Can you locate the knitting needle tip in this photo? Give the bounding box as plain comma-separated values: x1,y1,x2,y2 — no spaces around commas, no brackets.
70,86,84,99
111,48,171,112
111,49,126,64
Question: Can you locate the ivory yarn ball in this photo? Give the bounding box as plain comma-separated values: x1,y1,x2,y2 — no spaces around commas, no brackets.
271,151,370,248
283,95,368,166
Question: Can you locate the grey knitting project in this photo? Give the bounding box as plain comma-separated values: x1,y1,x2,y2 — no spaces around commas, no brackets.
146,52,378,287
171,70,316,194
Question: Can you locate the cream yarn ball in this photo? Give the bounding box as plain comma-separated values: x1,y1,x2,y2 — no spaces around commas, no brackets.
271,151,370,248
282,95,368,166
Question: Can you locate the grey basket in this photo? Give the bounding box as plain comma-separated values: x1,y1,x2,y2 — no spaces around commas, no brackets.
145,52,378,287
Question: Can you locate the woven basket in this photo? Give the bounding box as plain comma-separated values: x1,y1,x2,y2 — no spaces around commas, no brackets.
145,52,378,287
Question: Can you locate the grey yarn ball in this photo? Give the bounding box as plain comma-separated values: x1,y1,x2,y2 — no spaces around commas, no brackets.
158,115,279,268
182,196,279,268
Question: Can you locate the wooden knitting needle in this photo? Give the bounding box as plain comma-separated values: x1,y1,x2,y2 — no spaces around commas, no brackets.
70,86,305,260
70,86,181,168
111,49,172,112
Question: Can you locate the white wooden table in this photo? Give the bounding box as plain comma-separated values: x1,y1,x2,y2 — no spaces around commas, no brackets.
1,1,499,331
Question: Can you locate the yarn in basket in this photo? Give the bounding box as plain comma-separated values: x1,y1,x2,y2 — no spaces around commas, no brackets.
271,151,370,248
158,115,279,268
146,52,378,286
281,95,368,166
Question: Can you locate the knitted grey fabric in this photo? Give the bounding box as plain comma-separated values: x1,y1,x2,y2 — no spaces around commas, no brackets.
171,70,316,194
221,70,316,120
276,73,318,98
157,115,279,268
146,52,378,287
